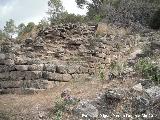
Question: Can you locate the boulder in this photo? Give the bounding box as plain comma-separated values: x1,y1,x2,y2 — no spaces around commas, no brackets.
131,96,149,114
0,53,5,60
138,79,155,89
151,41,160,50
104,88,127,102
33,43,44,50
145,86,160,99
25,38,33,45
132,83,143,92
74,100,99,119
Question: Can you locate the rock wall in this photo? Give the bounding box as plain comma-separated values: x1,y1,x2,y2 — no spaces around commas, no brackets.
0,23,140,94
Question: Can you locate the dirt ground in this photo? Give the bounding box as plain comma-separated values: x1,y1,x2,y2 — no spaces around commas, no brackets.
0,78,136,120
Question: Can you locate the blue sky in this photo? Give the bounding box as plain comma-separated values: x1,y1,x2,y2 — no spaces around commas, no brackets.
0,0,87,29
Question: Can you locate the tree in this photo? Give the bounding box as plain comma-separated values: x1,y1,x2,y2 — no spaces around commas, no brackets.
75,0,111,20
47,0,64,24
3,19,16,38
17,23,25,36
37,18,49,29
0,30,6,40
23,22,35,33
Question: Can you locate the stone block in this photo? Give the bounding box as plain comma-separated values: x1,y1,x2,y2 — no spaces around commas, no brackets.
0,65,15,72
5,59,15,65
15,65,29,71
0,72,10,79
78,66,89,74
44,64,57,72
0,81,22,89
68,65,80,74
22,80,48,89
0,53,5,60
56,64,68,74
72,74,90,81
28,64,44,71
15,56,28,65
25,71,43,80
10,71,26,80
62,74,72,82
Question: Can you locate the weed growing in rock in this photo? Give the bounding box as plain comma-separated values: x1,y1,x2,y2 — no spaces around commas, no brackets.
53,91,80,120
109,60,127,79
135,58,160,84
98,64,105,82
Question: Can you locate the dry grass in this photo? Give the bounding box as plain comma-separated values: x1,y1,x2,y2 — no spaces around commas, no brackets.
0,78,136,120
96,22,130,36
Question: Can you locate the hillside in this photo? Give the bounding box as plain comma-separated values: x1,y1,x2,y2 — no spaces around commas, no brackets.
0,22,159,120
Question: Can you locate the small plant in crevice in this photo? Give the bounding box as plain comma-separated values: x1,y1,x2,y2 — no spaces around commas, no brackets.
109,60,127,80
53,90,80,120
98,64,105,82
55,109,63,120
54,98,79,120
141,44,153,57
135,58,160,84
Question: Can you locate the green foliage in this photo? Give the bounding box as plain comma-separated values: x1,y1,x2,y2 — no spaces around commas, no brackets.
3,19,16,38
37,18,49,29
150,8,160,29
0,30,7,41
93,15,102,22
48,0,85,24
24,22,35,33
98,64,105,82
55,110,63,120
75,0,119,21
17,22,35,37
0,111,10,120
135,58,160,84
47,0,64,24
57,12,85,24
17,23,26,36
53,97,79,120
109,60,127,76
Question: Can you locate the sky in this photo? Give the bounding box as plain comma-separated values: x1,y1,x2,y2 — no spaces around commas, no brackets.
0,0,87,29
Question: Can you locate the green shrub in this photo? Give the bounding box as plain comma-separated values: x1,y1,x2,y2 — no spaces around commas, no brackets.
150,9,160,29
135,58,160,84
53,97,79,120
